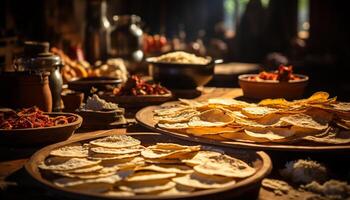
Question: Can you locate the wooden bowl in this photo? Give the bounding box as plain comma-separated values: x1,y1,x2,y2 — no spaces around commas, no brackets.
25,132,272,200
0,113,82,146
238,74,309,100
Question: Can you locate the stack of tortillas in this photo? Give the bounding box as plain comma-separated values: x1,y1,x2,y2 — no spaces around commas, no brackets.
154,92,350,145
38,135,256,196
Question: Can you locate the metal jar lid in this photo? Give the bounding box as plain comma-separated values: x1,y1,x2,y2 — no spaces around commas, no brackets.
14,41,62,71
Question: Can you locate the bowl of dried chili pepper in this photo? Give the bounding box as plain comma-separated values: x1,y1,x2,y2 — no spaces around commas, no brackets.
0,107,82,146
100,75,172,108
238,65,309,100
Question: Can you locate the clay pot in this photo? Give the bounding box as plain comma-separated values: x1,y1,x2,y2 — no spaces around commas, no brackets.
0,72,52,112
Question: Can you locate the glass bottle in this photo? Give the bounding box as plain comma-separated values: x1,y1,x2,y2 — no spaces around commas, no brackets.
84,0,110,63
110,15,143,72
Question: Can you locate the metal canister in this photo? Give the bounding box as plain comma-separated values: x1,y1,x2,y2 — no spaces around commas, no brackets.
13,41,63,111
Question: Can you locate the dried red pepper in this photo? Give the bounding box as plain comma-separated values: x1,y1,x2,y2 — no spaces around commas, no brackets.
0,107,77,130
113,75,170,96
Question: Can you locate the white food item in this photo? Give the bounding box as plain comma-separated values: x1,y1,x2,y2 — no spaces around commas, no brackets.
279,159,328,184
302,179,350,199
83,94,119,111
152,51,209,65
261,178,291,196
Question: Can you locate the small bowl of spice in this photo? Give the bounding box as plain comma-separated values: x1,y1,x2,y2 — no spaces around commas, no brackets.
76,94,125,125
100,75,172,108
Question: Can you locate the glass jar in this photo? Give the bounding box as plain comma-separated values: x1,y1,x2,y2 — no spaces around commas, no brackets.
109,15,144,72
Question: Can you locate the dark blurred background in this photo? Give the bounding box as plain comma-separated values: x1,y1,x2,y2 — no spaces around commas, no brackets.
1,0,350,99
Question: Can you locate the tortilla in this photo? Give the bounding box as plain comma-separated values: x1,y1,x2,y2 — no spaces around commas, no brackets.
119,179,176,194
126,171,177,182
244,128,295,142
182,151,222,166
157,184,195,195
148,143,201,151
90,145,144,155
55,165,103,174
55,169,117,179
193,155,256,178
141,146,198,159
54,174,122,187
89,135,141,148
49,143,88,158
241,106,278,119
155,109,199,123
172,172,235,189
136,164,193,174
88,152,140,161
303,127,350,144
104,190,135,197
101,157,145,169
208,98,252,108
144,158,183,164
280,114,328,131
39,158,100,171
185,126,243,135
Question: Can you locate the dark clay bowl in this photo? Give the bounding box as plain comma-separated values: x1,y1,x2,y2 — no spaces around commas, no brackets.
147,57,222,89
67,77,122,93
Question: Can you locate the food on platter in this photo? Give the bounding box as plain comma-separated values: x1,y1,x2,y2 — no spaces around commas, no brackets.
80,94,120,111
148,51,209,65
112,75,170,96
76,95,126,128
261,178,292,196
38,135,256,197
51,47,127,83
248,65,301,82
279,159,328,184
301,179,350,199
153,92,350,145
0,107,77,130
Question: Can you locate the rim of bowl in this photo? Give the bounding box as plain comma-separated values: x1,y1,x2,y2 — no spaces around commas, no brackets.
68,77,122,85
238,74,309,84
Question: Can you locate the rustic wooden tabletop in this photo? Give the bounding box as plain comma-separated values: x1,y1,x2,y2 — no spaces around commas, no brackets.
0,87,348,200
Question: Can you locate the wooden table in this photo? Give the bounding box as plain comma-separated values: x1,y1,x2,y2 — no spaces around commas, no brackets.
0,87,348,200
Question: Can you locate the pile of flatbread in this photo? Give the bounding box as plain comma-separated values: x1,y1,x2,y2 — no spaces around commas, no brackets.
154,92,350,144
38,135,256,197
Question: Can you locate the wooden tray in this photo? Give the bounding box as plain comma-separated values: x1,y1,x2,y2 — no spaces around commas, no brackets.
0,113,82,146
25,132,271,200
136,106,350,152
100,92,173,108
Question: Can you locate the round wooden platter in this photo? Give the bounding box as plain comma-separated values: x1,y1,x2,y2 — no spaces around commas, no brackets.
25,131,272,200
0,113,82,146
136,106,350,152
